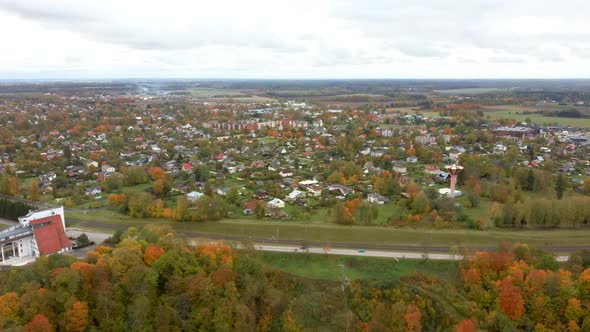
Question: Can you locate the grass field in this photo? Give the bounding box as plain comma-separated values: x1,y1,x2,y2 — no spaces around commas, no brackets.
435,88,506,94
67,210,590,250
190,88,246,98
485,110,590,127
255,251,459,281
483,105,590,127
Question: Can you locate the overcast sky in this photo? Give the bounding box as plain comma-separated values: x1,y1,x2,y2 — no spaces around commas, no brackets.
1,0,589,79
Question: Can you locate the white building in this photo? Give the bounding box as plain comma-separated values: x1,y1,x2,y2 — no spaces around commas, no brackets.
186,191,205,202
0,206,72,266
268,198,285,209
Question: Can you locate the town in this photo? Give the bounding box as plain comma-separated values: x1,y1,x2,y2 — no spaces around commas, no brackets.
0,80,589,233
2,80,590,331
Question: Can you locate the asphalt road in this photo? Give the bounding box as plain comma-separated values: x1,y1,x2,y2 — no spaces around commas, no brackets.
249,244,570,262
66,216,590,256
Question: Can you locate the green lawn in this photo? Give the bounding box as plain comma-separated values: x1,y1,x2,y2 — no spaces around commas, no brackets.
120,183,153,194
67,210,590,250
256,251,459,281
485,110,590,128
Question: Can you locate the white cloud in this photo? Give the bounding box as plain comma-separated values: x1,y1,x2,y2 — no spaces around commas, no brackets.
0,0,589,78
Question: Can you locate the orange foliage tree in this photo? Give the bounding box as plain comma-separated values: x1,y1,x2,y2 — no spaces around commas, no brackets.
497,277,525,320
108,193,127,206
148,166,165,180
24,314,54,332
143,245,165,266
0,292,20,327
406,182,420,199
345,198,361,215
404,304,422,331
454,319,478,332
196,242,233,267
64,301,89,332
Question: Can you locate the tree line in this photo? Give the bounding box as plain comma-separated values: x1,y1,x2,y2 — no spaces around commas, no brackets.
0,198,33,221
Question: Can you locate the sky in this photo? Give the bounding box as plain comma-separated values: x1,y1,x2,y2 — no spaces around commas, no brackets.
0,0,589,79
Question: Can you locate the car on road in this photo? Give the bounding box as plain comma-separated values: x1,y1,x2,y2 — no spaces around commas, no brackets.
357,249,366,253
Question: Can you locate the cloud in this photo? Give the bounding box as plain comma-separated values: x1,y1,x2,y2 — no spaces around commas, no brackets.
0,0,589,78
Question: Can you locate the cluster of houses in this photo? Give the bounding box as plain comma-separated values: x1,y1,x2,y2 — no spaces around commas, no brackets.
1,90,590,221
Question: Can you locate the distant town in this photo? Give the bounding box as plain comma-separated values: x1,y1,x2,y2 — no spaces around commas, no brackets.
0,80,588,231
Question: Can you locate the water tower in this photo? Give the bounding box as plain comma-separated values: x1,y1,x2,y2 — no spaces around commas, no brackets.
445,164,463,198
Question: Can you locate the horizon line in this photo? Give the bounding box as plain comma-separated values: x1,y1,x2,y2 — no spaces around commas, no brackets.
2,77,590,82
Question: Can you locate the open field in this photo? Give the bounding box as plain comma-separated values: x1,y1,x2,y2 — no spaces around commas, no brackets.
256,251,459,281
484,109,590,127
67,210,590,250
190,88,247,98
435,88,507,94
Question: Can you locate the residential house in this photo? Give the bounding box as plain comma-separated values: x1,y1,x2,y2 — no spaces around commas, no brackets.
267,198,285,209
254,189,268,200
286,189,306,201
225,165,237,174
268,160,280,172
423,165,440,176
243,201,259,215
328,184,354,197
187,191,204,202
84,186,102,196
39,172,56,184
279,168,293,178
393,162,407,175
101,164,115,173
182,163,193,172
367,193,389,204
306,185,323,197
216,187,229,196
434,171,450,183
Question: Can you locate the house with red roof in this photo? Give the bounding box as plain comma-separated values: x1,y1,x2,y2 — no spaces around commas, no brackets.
0,207,72,265
182,163,193,172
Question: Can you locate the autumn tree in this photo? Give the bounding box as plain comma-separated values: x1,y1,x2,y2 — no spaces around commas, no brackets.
24,314,54,332
406,182,420,199
28,179,41,202
0,292,20,328
108,193,127,207
0,176,20,196
153,178,165,196
411,191,431,214
454,319,477,332
404,304,422,332
333,201,354,225
143,245,165,266
327,171,346,185
174,195,188,221
64,301,89,332
497,277,525,320
148,166,165,181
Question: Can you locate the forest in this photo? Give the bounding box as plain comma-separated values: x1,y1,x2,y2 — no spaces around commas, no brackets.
0,226,590,331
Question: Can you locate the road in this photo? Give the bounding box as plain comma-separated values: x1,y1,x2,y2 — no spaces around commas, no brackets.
249,244,570,262
0,194,580,261
0,218,17,226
